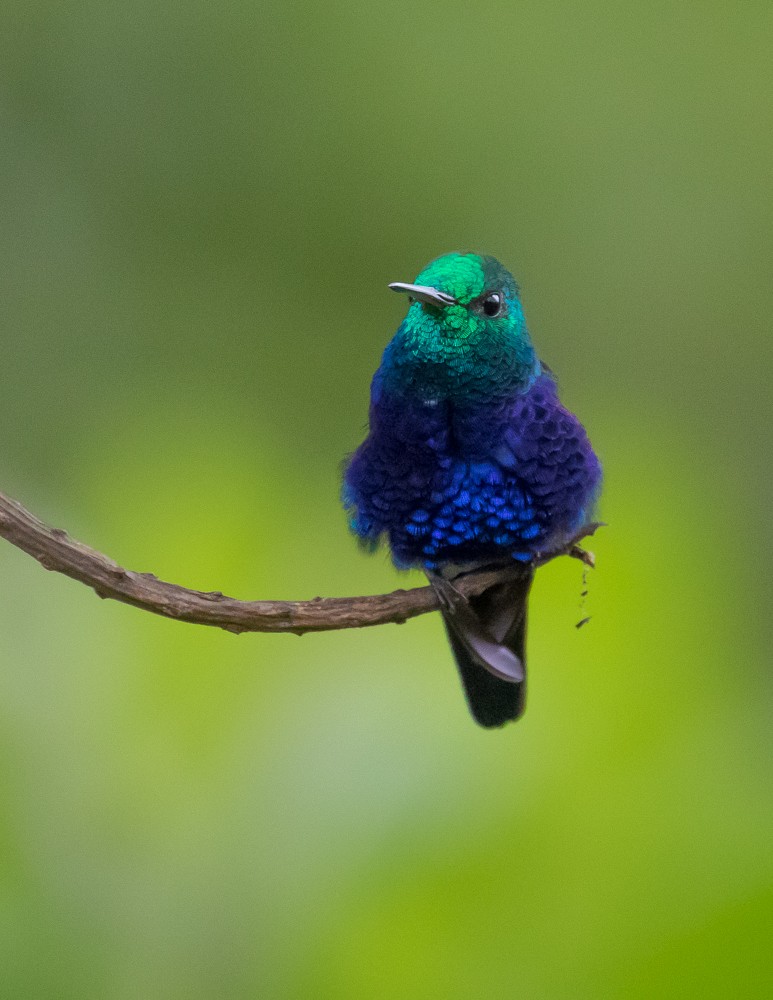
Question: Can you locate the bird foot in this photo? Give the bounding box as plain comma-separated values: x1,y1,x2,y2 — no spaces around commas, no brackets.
425,570,467,614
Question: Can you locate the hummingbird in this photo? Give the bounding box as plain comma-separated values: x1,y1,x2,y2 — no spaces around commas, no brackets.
342,253,602,727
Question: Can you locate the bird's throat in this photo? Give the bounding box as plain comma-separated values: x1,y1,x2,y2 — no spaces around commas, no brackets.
381,312,538,405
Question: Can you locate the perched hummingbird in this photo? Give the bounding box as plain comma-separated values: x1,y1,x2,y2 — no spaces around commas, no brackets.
343,253,601,727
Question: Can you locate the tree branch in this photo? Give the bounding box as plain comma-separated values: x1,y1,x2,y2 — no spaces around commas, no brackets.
0,490,600,635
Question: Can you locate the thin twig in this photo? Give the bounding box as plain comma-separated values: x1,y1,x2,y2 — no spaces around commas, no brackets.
0,490,600,635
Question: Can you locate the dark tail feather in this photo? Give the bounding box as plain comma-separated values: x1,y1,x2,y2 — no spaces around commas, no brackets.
433,570,534,728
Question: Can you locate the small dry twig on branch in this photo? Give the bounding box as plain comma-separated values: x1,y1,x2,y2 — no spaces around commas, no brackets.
0,490,600,636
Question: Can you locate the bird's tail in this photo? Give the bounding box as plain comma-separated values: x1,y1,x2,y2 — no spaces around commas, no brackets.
429,568,534,728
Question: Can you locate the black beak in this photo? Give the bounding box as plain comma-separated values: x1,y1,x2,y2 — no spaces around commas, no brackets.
388,282,457,307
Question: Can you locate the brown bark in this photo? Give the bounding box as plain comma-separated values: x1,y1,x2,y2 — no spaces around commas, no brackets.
0,490,599,635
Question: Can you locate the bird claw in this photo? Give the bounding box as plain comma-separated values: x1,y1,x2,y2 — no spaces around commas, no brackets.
425,571,467,614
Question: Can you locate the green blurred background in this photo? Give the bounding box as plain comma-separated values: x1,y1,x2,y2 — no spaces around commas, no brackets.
1,2,771,997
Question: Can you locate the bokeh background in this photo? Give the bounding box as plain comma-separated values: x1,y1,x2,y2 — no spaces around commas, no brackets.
1,2,772,997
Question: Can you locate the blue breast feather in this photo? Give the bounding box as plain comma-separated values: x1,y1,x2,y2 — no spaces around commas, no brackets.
343,372,601,570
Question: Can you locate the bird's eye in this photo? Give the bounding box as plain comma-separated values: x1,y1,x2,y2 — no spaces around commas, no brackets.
480,292,503,317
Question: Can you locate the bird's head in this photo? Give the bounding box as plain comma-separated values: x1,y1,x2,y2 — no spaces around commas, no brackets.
382,252,539,403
